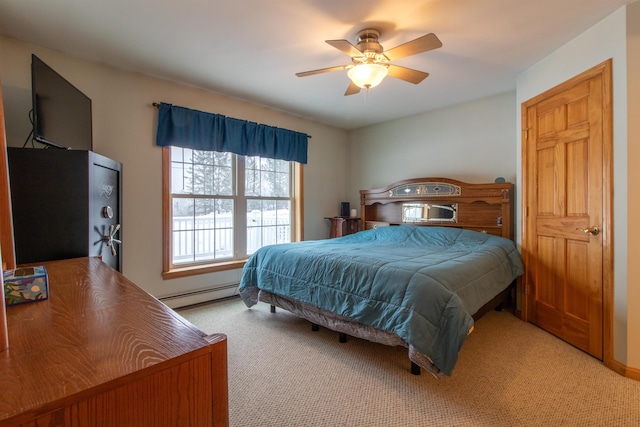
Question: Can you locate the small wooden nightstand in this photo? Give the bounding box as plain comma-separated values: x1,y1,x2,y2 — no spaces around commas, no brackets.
325,217,361,238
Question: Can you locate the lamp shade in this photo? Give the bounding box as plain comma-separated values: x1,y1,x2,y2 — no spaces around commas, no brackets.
347,63,389,89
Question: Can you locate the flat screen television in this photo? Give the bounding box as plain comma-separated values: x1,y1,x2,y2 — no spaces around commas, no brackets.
31,54,93,150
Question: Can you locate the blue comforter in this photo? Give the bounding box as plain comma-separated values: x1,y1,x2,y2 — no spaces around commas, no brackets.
239,225,523,375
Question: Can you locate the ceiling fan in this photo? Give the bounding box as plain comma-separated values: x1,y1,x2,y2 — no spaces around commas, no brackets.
296,29,442,96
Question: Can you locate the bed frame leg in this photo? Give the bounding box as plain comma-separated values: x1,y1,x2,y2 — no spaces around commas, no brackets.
411,362,421,376
270,305,276,313
311,323,319,331
339,332,347,343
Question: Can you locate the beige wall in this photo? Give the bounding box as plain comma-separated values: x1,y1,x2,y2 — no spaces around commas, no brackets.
347,91,518,209
0,36,349,306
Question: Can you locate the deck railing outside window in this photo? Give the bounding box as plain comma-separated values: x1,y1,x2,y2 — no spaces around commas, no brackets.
172,209,290,264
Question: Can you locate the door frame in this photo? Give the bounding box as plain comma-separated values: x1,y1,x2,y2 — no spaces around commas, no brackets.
521,59,614,366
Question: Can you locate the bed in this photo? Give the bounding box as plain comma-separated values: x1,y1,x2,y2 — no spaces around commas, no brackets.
239,178,523,377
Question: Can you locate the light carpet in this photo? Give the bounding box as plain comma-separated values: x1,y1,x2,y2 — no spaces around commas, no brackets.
178,297,640,427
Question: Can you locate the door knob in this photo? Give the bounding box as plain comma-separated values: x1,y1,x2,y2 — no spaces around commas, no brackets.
576,226,599,236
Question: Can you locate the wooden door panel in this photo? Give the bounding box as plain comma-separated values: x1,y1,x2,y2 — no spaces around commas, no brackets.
539,128,590,148
566,240,590,319
537,107,563,136
567,139,589,215
535,236,562,308
537,79,590,112
535,302,593,354
567,96,589,127
523,61,610,362
536,217,586,240
563,312,591,353
536,146,557,215
535,302,563,336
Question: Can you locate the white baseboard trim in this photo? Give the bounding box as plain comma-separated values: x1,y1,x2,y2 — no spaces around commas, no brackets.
160,283,239,309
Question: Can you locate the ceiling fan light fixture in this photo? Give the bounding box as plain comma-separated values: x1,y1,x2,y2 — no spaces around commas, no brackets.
347,63,388,89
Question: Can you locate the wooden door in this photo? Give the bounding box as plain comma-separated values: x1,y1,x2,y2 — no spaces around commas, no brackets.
522,60,612,361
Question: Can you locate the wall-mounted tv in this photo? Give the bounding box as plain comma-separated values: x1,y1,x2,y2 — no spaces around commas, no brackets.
31,54,93,151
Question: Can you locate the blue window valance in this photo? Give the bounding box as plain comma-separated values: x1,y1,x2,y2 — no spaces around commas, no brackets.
156,102,308,164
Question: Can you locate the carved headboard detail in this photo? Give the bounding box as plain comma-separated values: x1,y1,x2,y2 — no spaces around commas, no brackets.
360,177,514,239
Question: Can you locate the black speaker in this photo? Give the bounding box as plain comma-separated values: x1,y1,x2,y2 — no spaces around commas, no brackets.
340,202,350,217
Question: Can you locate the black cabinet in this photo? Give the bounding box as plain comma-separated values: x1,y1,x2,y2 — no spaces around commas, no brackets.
7,148,122,272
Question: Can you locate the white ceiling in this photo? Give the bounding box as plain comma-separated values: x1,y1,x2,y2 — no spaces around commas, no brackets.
0,0,633,130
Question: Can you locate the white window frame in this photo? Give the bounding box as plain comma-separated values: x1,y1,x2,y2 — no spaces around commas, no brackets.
162,147,303,279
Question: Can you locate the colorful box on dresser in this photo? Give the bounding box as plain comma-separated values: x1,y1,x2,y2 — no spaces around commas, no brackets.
3,265,48,305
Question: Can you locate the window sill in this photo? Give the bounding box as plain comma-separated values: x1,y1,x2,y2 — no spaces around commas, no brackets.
162,259,247,280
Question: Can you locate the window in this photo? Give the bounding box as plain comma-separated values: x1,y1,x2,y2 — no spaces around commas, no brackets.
162,147,302,279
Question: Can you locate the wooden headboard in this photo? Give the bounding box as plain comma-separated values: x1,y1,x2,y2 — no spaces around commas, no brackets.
360,177,514,240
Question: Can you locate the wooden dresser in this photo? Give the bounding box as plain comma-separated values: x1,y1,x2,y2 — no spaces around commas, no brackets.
0,257,228,427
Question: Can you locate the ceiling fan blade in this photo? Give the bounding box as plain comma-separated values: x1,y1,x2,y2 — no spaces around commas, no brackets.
383,33,442,61
326,39,363,57
387,64,429,84
344,81,361,96
296,65,348,77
